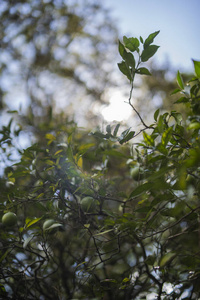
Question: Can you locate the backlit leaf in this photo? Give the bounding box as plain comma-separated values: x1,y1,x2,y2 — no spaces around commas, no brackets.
160,252,176,267
141,45,159,62
123,36,140,52
144,31,160,49
136,67,151,75
25,217,42,228
118,61,132,81
154,109,160,121
123,51,135,69
193,59,200,78
176,71,184,89
23,236,33,249
118,40,126,58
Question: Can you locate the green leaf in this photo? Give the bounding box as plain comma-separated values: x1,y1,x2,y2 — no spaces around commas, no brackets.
141,45,159,62
45,223,63,231
140,36,144,43
156,143,168,155
118,40,126,58
79,143,95,153
136,67,151,76
84,224,90,229
94,229,113,236
157,115,165,133
7,110,18,114
104,149,128,158
154,109,160,121
146,166,169,181
0,249,10,263
101,279,117,284
176,71,184,89
193,59,200,78
170,88,181,95
123,36,140,52
161,127,172,147
144,30,160,49
122,277,130,283
23,236,33,249
171,111,182,124
118,128,135,144
90,131,109,139
0,283,6,295
25,217,42,229
174,97,189,104
188,122,200,131
45,133,56,141
129,182,152,198
106,124,111,135
160,252,176,267
143,131,154,146
119,131,135,144
113,123,120,137
118,61,132,81
123,51,135,69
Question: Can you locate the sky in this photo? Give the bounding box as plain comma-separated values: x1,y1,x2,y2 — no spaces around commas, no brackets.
101,0,200,122
105,0,200,72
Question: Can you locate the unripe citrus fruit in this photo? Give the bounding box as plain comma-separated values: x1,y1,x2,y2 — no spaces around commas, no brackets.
2,212,17,227
130,164,145,181
130,165,140,179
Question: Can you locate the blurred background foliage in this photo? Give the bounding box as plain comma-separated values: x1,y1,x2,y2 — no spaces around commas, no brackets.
0,0,118,128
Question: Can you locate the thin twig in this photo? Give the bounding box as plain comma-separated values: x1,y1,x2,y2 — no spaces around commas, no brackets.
127,79,154,130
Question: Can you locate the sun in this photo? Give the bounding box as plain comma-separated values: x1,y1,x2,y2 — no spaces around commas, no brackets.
101,90,132,122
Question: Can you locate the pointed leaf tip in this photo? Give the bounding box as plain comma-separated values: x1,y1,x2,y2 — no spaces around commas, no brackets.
141,45,159,62
193,59,200,78
144,30,160,49
176,71,184,89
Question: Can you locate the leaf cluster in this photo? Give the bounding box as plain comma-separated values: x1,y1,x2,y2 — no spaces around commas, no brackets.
118,31,160,82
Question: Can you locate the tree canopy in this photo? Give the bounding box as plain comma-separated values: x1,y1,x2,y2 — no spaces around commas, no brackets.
0,0,118,126
1,11,200,300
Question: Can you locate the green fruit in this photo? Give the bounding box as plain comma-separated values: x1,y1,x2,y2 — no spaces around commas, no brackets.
130,165,145,181
2,212,17,227
81,197,97,213
130,166,140,179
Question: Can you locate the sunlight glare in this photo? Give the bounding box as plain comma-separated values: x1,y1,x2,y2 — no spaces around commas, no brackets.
101,91,132,122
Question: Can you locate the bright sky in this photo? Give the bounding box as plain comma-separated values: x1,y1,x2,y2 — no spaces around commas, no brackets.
102,0,200,122
105,0,200,72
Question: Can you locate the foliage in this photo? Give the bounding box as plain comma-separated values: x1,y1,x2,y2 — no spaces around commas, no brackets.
1,31,200,300
0,0,118,126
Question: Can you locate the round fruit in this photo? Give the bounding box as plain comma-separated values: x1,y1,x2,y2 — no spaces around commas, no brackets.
43,219,55,231
81,197,97,213
2,212,17,227
130,163,145,181
130,165,139,179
